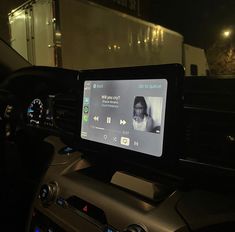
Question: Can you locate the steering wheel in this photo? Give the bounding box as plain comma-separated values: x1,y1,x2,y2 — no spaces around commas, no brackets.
0,66,78,231
0,88,53,231
0,89,18,140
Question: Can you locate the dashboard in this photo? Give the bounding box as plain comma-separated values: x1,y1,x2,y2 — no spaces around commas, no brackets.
1,65,235,232
21,64,182,165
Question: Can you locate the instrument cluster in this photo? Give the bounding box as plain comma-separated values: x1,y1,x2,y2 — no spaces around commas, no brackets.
27,95,55,128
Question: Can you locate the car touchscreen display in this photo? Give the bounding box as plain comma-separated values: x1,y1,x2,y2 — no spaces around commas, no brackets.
81,79,167,157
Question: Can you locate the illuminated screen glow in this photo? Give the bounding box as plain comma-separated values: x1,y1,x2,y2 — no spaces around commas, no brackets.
81,79,167,157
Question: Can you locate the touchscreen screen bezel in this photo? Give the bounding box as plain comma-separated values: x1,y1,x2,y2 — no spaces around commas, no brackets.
76,64,184,165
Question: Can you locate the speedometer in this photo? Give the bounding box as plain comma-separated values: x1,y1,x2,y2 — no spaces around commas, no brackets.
27,99,44,125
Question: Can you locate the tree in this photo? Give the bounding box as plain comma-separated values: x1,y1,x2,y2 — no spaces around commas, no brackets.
206,32,235,75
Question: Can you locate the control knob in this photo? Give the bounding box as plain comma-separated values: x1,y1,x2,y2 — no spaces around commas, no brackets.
123,224,147,232
39,182,58,205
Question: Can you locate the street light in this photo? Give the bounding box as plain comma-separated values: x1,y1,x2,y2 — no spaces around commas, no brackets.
222,30,232,38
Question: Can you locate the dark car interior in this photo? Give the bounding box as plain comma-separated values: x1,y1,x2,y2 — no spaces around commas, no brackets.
0,55,235,232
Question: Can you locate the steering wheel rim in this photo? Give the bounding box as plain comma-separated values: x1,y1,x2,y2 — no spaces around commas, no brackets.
0,89,20,140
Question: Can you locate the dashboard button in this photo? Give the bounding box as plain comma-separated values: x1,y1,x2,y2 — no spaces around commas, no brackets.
104,226,118,232
56,197,68,208
123,224,147,232
39,182,58,206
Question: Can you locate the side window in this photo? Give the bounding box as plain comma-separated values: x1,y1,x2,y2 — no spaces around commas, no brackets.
190,64,198,76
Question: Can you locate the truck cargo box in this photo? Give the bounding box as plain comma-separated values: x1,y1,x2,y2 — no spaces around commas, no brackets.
9,0,183,70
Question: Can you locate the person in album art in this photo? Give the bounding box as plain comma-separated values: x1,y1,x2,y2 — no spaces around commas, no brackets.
132,96,154,132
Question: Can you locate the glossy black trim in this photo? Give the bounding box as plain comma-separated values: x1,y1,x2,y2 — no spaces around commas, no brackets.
75,64,184,168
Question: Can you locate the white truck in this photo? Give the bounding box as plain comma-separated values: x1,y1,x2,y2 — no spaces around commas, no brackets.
183,44,209,76
8,0,209,76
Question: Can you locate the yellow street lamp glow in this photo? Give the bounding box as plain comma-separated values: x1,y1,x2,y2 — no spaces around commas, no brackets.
223,30,231,38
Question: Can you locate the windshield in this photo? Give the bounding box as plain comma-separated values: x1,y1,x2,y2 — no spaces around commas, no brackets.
1,0,235,77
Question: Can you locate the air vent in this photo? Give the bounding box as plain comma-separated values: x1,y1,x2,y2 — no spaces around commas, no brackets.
54,94,78,134
184,78,235,112
183,107,235,169
195,222,235,232
182,78,235,169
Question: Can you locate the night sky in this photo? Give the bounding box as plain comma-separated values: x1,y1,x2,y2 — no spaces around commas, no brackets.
149,0,235,49
1,0,235,50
